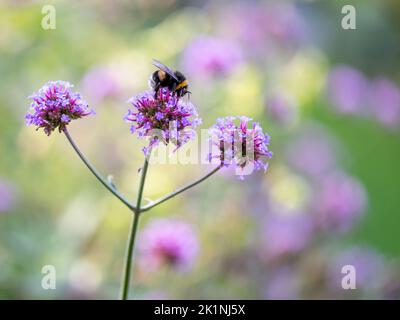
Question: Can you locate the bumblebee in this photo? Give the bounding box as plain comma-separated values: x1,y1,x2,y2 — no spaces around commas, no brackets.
150,59,190,98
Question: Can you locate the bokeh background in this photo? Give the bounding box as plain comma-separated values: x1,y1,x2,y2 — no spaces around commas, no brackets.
1,0,400,299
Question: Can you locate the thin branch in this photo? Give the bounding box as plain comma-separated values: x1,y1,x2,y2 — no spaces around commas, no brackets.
63,128,137,212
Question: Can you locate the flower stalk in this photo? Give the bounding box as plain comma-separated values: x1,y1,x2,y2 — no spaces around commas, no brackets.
120,155,150,300
63,128,222,299
63,128,136,212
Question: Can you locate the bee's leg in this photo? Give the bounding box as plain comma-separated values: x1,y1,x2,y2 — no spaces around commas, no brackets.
177,88,183,98
149,72,157,88
154,83,161,98
170,82,177,95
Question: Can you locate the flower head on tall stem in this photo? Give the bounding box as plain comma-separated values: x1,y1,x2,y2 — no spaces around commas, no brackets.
125,88,201,155
26,81,94,135
208,116,272,178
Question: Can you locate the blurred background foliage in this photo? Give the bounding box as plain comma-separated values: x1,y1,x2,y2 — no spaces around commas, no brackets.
1,0,400,299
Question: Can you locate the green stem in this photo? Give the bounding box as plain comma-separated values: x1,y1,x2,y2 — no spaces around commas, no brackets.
140,165,222,213
64,128,221,299
120,155,150,300
63,128,136,212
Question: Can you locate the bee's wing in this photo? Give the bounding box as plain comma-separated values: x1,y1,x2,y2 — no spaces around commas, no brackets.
152,59,178,81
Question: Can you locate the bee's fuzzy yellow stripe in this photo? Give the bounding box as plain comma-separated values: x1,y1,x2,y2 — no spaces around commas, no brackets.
176,80,188,90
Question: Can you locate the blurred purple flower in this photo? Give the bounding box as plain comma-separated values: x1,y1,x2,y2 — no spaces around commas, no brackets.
138,219,199,271
182,37,242,78
286,127,337,178
265,91,298,126
314,172,367,233
0,180,17,213
81,66,120,103
218,3,306,53
264,267,299,299
208,116,272,178
328,247,385,292
261,214,314,259
261,3,306,47
26,81,94,135
327,66,369,114
125,88,201,155
368,77,400,128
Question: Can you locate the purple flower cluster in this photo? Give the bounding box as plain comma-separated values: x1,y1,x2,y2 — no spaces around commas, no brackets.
182,37,242,78
369,77,400,127
314,171,366,232
265,91,298,126
261,214,313,259
125,88,201,155
217,3,306,57
327,65,400,128
286,127,337,178
327,66,368,114
81,66,120,103
138,219,199,271
26,81,94,135
208,116,272,178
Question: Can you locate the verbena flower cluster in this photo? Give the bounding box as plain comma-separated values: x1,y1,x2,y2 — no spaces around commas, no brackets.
26,81,94,135
217,3,306,59
262,214,313,259
26,80,273,179
314,171,366,232
138,219,199,271
208,116,273,176
81,66,120,103
125,88,202,155
327,65,400,128
182,37,242,78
